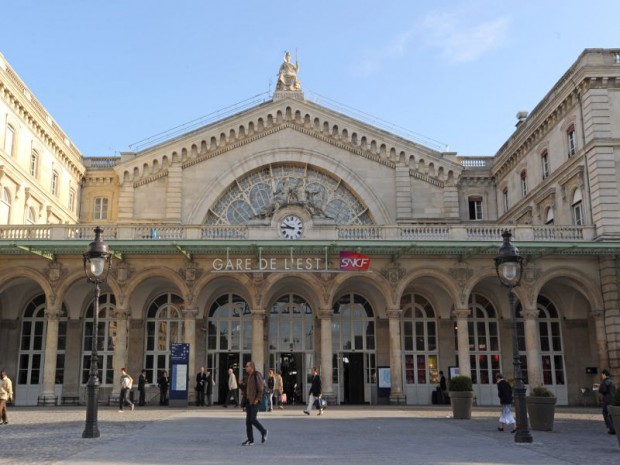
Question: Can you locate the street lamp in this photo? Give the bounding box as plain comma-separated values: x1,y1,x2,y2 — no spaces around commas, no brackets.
82,226,112,439
494,230,533,443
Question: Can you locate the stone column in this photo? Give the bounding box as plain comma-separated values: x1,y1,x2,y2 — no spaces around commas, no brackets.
39,303,61,406
111,306,130,399
387,308,406,404
454,308,471,378
252,310,266,373
592,309,609,370
183,308,198,403
318,309,334,403
521,307,541,387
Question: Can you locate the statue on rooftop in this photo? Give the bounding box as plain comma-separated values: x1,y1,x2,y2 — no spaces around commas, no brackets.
276,51,301,91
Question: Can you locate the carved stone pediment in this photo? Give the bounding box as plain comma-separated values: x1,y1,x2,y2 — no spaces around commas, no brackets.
380,262,406,286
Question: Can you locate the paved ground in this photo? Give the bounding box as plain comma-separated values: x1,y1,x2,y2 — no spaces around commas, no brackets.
0,404,617,465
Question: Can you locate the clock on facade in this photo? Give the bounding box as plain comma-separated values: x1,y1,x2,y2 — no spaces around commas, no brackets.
279,215,304,240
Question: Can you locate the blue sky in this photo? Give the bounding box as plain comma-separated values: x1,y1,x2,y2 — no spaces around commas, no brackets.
1,1,618,158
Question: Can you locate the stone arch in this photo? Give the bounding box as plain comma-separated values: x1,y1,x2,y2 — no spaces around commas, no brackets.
195,275,256,319
330,274,390,318
531,266,603,313
397,266,461,317
260,273,323,312
188,151,392,225
122,267,190,311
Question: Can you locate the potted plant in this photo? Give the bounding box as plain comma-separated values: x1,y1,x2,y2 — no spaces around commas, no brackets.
448,375,474,419
526,385,556,431
609,388,620,447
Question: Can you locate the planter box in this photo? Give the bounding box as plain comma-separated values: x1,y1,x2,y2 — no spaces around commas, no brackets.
526,396,556,431
449,391,474,419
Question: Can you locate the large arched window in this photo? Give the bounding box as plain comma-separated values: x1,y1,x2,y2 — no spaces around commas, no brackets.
332,293,376,384
268,294,314,352
401,293,438,384
456,293,500,385
516,295,565,385
82,293,116,385
18,295,67,385
207,293,252,352
145,292,184,384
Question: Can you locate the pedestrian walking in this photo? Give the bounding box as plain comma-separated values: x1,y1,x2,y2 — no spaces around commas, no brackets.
138,369,147,406
304,366,323,416
0,369,14,425
496,373,516,432
598,369,616,434
274,369,284,409
205,370,214,406
241,361,268,446
225,368,239,408
119,367,135,412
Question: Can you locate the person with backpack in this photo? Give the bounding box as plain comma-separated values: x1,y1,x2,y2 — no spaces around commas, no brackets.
241,361,268,446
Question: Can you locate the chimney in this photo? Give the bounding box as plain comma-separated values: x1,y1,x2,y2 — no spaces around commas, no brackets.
516,111,529,128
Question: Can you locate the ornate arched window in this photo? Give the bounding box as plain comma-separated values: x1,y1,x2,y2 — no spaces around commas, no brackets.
516,295,565,385
145,292,184,384
18,295,67,386
332,293,376,384
207,293,252,352
82,293,116,385
455,293,501,385
1,187,11,224
205,163,373,225
268,293,314,352
401,293,438,384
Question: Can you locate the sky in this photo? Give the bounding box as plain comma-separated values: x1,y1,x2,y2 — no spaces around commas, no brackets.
1,1,619,158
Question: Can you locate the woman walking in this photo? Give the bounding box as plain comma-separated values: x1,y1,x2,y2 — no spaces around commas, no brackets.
496,374,516,432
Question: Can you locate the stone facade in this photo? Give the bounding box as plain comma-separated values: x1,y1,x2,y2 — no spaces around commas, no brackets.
1,49,619,407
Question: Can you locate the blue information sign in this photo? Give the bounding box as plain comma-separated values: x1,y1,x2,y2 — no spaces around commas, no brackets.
169,343,189,406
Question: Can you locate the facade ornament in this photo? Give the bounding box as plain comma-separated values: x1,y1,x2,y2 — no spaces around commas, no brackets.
379,261,406,286
386,308,402,319
180,261,201,284
46,260,66,287
111,260,133,285
276,51,301,91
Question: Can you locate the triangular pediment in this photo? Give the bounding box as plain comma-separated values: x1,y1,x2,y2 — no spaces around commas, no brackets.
115,96,461,189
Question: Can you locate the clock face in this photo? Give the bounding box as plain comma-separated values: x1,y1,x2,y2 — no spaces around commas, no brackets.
280,215,304,240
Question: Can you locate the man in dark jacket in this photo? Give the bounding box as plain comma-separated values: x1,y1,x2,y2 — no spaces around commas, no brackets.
496,373,516,432
241,361,268,446
598,369,616,434
138,369,147,406
195,366,208,406
304,366,323,416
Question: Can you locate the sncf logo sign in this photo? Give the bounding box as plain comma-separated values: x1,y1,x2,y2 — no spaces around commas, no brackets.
339,251,371,271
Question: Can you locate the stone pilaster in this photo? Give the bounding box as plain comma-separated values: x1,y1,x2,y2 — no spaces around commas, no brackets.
111,306,130,398
599,258,620,372
117,178,135,222
521,307,541,387
38,304,61,406
387,308,405,404
183,307,198,403
591,309,609,370
252,310,266,373
395,166,412,220
318,309,334,403
454,308,471,378
165,161,183,221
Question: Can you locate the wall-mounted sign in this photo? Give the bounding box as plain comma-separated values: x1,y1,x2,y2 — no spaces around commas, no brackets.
339,251,370,271
211,252,371,273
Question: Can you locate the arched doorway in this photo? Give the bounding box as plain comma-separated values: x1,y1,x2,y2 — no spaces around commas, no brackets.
332,293,376,404
206,293,252,404
267,293,314,405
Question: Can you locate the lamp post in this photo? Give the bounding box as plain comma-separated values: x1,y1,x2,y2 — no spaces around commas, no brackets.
494,230,533,443
82,226,112,439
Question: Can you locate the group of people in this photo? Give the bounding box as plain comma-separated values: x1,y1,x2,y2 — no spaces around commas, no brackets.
494,369,616,436
222,367,286,411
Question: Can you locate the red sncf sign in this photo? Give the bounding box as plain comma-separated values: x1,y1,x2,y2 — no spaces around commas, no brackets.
339,251,371,271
